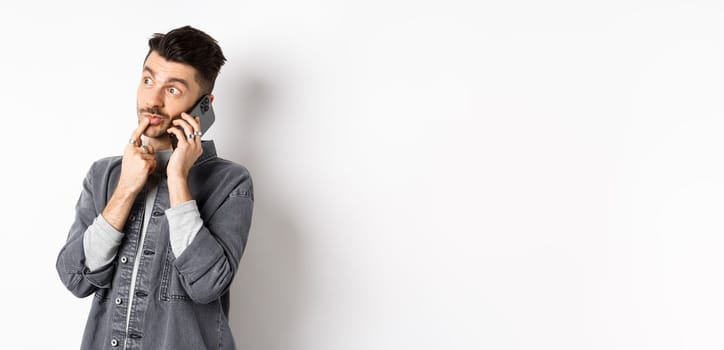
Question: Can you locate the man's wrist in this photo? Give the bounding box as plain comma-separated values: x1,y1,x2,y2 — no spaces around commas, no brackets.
167,174,188,188
167,176,192,207
115,181,143,198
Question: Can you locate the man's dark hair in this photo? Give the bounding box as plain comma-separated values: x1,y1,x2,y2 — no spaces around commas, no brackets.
146,25,227,94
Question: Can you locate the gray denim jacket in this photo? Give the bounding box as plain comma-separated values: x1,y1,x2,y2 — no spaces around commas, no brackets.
56,141,253,350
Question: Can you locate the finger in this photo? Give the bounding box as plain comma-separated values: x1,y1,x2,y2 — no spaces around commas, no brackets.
172,119,194,135
167,126,188,147
180,112,201,132
148,159,157,174
139,154,156,162
181,115,203,146
143,143,155,155
129,118,151,146
194,116,202,136
172,119,195,142
193,117,202,145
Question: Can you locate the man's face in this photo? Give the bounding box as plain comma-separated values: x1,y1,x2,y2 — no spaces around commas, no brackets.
137,51,203,139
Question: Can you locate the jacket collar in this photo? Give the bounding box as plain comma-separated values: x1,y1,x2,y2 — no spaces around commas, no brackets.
195,140,218,166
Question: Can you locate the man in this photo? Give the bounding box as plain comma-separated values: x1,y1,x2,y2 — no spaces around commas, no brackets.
56,26,253,350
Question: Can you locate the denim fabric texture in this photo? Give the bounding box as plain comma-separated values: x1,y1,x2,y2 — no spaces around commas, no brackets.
56,140,254,350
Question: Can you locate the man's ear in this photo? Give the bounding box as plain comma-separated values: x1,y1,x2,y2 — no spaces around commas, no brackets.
209,94,215,103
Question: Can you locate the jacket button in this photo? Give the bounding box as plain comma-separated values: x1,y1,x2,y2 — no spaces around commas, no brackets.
129,215,136,221
115,297,122,305
120,256,128,264
111,339,119,347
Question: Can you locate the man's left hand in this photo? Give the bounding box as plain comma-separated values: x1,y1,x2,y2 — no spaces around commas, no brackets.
167,113,203,180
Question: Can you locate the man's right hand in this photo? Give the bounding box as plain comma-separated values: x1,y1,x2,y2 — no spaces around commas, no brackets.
116,118,156,195
101,119,157,231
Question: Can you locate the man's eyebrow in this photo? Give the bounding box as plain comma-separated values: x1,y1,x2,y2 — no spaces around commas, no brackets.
143,66,155,77
142,66,189,88
167,77,189,88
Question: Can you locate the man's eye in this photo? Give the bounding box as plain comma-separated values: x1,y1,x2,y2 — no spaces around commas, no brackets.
169,87,180,95
143,77,153,85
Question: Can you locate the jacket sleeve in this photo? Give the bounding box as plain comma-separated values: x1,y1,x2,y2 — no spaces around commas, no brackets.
56,164,117,298
171,173,254,304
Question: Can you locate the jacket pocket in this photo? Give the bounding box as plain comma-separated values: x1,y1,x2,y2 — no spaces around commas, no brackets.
159,245,192,302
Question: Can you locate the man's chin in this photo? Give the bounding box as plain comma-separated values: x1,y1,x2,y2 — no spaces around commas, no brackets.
143,127,170,139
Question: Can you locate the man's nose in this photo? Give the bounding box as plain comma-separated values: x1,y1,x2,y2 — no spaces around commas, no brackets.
145,87,164,108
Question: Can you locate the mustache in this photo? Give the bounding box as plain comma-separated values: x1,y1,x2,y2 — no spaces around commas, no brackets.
139,107,170,119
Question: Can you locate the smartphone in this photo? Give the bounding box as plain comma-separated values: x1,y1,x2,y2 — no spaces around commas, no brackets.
171,94,216,148
189,94,216,134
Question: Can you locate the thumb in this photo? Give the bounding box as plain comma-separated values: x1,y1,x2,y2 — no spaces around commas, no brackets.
148,158,157,175
144,143,155,155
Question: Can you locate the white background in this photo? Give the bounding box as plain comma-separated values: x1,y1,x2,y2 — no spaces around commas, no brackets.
2,1,724,349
